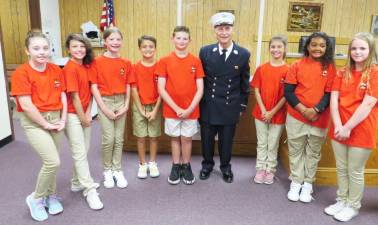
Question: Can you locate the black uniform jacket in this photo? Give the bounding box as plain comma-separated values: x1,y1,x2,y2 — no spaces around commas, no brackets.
199,43,250,125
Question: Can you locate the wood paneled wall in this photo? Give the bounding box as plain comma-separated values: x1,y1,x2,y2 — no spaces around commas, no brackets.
258,0,378,65
0,0,30,64
1,0,377,65
58,0,260,65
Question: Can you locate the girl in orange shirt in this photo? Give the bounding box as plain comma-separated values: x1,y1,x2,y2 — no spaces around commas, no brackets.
11,31,66,221
250,35,288,185
324,32,378,222
63,33,103,210
284,32,336,203
91,27,132,189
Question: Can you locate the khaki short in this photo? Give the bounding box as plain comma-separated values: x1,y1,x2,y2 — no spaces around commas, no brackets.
132,103,162,138
164,118,199,137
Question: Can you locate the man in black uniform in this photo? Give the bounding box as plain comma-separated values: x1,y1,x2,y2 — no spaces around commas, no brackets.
199,12,250,183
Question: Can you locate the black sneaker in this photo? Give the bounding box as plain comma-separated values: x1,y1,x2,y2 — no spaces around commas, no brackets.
181,163,196,185
167,163,181,185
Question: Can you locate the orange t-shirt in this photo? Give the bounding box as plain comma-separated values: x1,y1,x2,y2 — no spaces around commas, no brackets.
250,63,288,124
129,61,159,105
11,63,65,112
91,55,132,96
329,66,378,149
285,57,336,128
63,60,95,114
155,52,205,119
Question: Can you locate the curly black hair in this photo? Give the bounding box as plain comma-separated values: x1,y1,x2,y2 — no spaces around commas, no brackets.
303,32,334,69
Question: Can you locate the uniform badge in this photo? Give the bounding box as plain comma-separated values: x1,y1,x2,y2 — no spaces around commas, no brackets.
359,82,368,90
234,65,239,70
54,79,61,88
212,47,218,52
191,66,196,73
120,68,125,76
233,49,238,55
321,70,328,77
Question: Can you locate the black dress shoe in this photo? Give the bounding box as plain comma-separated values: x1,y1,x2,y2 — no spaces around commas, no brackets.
222,170,234,183
199,168,212,180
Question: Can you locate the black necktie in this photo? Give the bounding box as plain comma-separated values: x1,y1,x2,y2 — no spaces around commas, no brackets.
221,49,227,61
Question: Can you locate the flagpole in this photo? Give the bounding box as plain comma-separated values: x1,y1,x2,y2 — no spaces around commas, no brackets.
177,0,183,26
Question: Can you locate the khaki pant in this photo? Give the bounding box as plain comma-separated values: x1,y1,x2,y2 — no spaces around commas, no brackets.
98,94,126,171
255,119,284,172
286,115,326,184
20,111,62,199
65,113,98,196
332,140,371,209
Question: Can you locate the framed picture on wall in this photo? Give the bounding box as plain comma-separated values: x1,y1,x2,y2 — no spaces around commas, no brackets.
287,2,323,32
371,15,378,36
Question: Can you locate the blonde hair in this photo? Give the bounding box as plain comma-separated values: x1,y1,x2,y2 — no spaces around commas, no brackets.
269,35,288,59
103,27,123,40
344,32,378,92
25,30,49,48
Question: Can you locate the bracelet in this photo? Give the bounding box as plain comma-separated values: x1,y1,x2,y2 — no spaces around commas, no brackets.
313,107,320,113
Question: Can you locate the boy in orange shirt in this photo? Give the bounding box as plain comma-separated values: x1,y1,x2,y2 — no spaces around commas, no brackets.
251,35,288,185
129,35,162,179
324,32,378,222
156,26,204,185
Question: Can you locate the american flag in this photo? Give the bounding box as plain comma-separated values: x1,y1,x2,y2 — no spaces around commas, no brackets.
100,0,115,31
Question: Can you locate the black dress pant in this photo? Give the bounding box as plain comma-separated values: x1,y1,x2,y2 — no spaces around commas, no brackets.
200,122,236,173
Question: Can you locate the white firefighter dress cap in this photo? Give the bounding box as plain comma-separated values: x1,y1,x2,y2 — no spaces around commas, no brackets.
211,12,235,27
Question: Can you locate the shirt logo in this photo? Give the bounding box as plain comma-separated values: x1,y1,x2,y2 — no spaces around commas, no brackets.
359,82,368,90
191,66,196,73
53,79,61,88
120,68,125,76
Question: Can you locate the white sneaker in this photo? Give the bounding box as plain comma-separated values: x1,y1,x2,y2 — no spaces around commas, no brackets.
299,182,313,203
148,161,160,178
333,205,359,222
86,189,104,210
70,183,85,192
324,201,346,216
113,171,128,188
137,163,148,179
103,170,114,188
287,181,302,202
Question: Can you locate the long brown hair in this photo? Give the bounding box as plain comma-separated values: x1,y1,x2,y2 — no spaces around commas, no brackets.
65,33,94,65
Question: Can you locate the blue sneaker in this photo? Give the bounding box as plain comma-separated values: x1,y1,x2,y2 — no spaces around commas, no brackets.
25,193,48,221
46,195,63,215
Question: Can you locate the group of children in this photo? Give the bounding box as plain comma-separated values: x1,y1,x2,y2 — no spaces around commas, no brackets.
10,24,378,223
252,31,378,222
